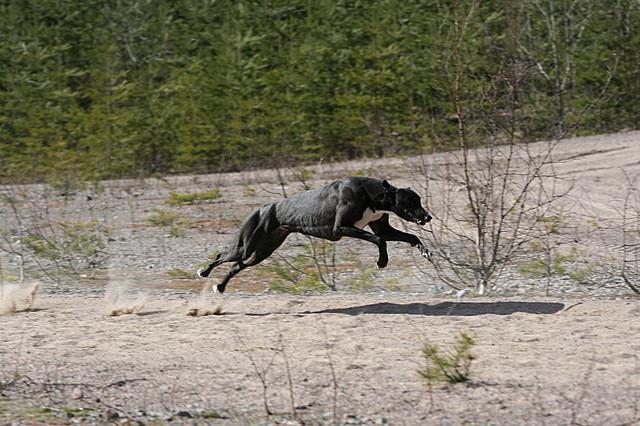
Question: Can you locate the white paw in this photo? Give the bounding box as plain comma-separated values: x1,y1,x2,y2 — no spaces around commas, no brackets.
420,249,432,260
197,268,206,278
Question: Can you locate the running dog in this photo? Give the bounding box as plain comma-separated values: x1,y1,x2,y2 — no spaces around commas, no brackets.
197,177,432,293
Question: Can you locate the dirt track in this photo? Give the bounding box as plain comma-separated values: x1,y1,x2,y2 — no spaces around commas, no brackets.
1,293,639,425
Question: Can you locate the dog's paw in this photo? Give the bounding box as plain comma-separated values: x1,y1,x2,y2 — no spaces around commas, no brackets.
197,268,209,278
417,244,432,260
377,257,388,269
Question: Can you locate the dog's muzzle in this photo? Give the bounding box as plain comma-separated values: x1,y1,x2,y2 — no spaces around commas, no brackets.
416,214,432,226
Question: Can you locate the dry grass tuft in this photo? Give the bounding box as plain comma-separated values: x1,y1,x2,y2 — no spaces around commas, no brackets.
0,281,39,315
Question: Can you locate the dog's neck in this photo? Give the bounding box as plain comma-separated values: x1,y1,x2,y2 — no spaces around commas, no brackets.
371,186,397,213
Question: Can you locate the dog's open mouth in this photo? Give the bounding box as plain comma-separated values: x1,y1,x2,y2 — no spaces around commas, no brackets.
402,209,431,226
415,216,432,226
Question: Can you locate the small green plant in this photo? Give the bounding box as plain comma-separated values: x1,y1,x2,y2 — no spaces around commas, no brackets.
146,209,180,227
243,186,256,197
167,189,221,206
418,331,476,384
169,225,186,238
343,250,408,292
540,215,562,234
166,268,193,279
351,168,375,177
60,222,105,259
146,209,193,238
345,258,379,291
381,272,410,291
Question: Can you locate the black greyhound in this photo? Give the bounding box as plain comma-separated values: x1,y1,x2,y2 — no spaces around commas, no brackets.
197,177,432,293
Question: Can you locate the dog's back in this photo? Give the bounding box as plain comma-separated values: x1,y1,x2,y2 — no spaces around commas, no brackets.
275,180,342,229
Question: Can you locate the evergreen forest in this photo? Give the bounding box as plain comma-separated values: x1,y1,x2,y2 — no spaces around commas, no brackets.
1,0,639,183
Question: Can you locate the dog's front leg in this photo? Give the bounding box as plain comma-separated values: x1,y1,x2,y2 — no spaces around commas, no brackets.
335,226,389,268
369,217,431,260
415,242,432,260
333,201,388,267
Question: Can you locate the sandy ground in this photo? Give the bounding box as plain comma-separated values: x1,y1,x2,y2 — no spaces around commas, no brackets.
1,293,639,425
1,131,640,424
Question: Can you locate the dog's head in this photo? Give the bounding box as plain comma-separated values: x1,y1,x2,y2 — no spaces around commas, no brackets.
384,181,432,225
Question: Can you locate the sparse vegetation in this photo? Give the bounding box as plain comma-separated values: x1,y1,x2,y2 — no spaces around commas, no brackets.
267,239,338,294
169,225,187,238
518,246,579,279
21,234,58,261
146,209,181,227
18,221,106,278
291,168,316,191
269,275,331,295
243,186,256,197
518,243,598,291
145,209,194,237
166,268,193,280
167,189,221,206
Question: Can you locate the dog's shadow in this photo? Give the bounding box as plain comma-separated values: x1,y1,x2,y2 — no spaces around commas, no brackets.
302,301,565,316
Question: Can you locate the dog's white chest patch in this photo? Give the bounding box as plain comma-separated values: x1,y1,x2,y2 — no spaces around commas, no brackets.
355,208,390,229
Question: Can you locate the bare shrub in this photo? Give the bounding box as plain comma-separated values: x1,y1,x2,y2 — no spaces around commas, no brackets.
410,1,573,294
267,237,338,294
621,171,640,295
415,140,569,294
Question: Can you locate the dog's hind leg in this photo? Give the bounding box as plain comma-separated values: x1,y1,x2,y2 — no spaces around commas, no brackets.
215,261,248,294
198,209,263,278
197,253,224,278
197,247,245,278
243,204,278,259
215,229,290,294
